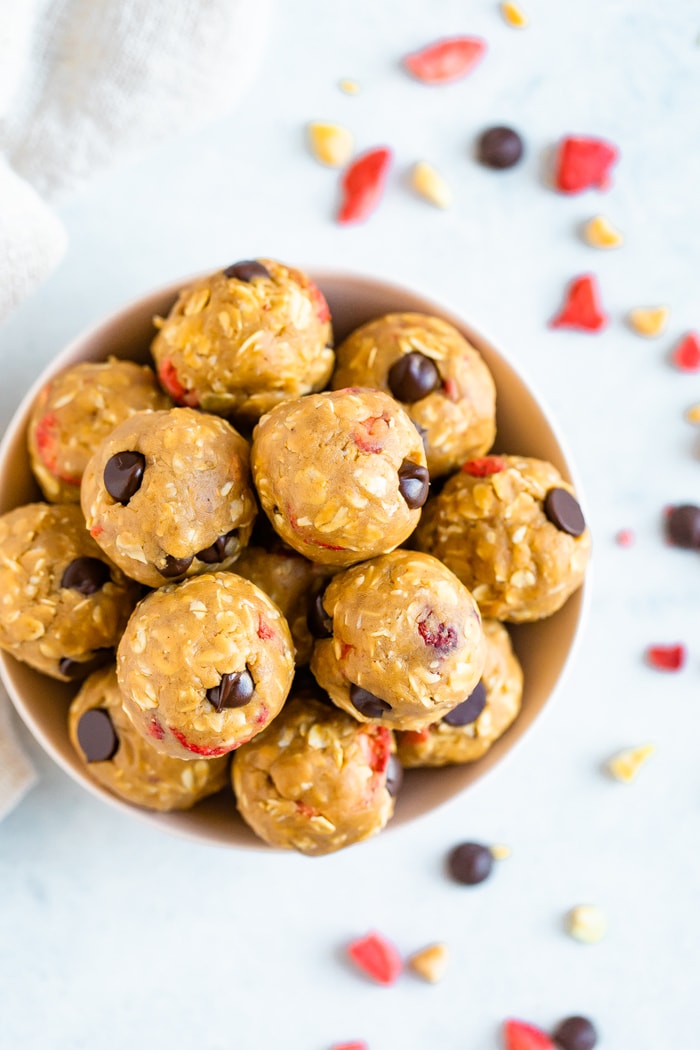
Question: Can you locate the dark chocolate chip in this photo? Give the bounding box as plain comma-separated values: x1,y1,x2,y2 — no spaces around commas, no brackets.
388,352,441,403
552,1016,598,1050
103,451,145,504
159,554,194,578
665,504,700,550
442,680,487,727
544,487,586,537
349,684,392,719
196,529,238,564
59,649,112,681
398,459,430,509
385,754,403,797
223,260,271,282
476,125,524,169
76,708,119,763
307,588,332,638
447,841,494,885
207,668,255,711
60,557,111,595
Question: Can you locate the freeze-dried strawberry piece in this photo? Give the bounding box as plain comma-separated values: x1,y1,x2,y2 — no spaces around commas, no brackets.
158,359,199,406
331,1043,368,1050
554,136,619,193
337,147,392,225
503,1019,555,1050
461,455,507,476
550,275,608,332
403,36,487,84
347,931,403,985
645,643,686,671
671,332,700,372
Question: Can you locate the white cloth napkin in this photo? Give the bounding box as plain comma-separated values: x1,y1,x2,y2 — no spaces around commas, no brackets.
0,0,271,818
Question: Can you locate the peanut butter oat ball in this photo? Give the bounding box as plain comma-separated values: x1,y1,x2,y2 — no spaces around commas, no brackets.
396,619,522,767
27,358,171,504
232,692,399,855
0,503,140,681
150,259,334,426
414,454,591,622
331,312,496,477
251,388,429,568
69,665,229,810
81,407,256,588
117,572,294,759
309,550,485,731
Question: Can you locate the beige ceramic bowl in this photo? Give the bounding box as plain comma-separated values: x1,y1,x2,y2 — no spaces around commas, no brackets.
0,271,588,847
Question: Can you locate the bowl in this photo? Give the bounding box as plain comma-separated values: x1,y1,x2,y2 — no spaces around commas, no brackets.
0,270,588,847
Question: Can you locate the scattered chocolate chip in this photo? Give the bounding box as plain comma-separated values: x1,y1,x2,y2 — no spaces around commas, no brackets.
552,1016,598,1050
544,487,586,536
159,554,194,578
349,684,392,719
60,557,110,595
388,352,441,403
103,451,145,504
196,529,238,564
76,708,119,763
447,841,494,885
59,649,112,681
398,459,430,509
223,260,270,282
665,504,700,550
207,668,255,711
308,588,333,638
476,125,524,169
442,680,487,726
385,754,403,797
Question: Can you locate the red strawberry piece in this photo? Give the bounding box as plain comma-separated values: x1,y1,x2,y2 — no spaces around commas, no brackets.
503,1019,556,1050
615,528,635,547
337,147,392,225
353,412,390,452
461,455,507,476
645,643,686,672
403,36,487,84
358,726,392,775
671,332,700,372
331,1043,367,1050
554,136,619,193
347,931,403,986
550,274,608,332
158,358,199,406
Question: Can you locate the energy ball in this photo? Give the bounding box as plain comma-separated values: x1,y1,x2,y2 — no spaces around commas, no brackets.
151,259,334,426
0,502,140,681
232,692,399,855
81,407,256,588
251,387,429,567
414,454,591,622
27,358,171,503
396,619,523,767
117,571,294,759
331,312,496,477
309,550,485,731
69,664,229,810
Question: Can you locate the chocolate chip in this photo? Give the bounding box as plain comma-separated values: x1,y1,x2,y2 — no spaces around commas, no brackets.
59,649,112,681
665,504,700,550
447,841,494,885
159,554,194,578
308,588,332,638
76,708,119,763
552,1016,598,1050
349,684,392,719
196,529,238,564
60,557,111,595
223,260,270,282
398,459,430,509
103,451,145,504
544,487,586,537
207,668,255,711
385,754,403,797
388,352,441,403
442,680,487,727
476,125,524,169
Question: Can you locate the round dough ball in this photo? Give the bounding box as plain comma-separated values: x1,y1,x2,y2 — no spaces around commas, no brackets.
233,692,398,855
0,503,140,680
81,407,256,588
310,550,485,731
331,312,496,477
151,259,334,426
396,620,523,767
69,664,229,810
27,358,171,503
414,455,591,622
251,388,429,567
117,572,295,759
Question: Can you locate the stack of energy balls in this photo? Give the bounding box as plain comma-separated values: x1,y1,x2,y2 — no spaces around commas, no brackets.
0,259,591,855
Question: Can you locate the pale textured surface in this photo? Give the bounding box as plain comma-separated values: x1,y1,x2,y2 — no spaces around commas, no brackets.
0,1,698,1047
